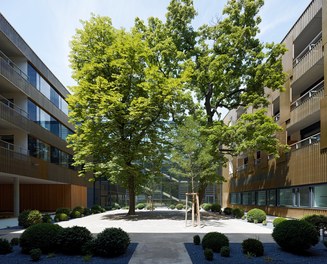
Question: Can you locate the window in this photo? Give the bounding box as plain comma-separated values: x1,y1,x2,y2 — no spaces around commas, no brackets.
27,64,38,88
257,190,266,206
268,189,276,206
230,193,241,204
242,192,255,205
278,188,294,207
313,185,327,208
297,187,310,207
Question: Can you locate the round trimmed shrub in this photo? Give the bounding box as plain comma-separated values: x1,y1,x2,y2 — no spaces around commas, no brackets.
70,210,81,219
136,203,145,210
223,207,232,215
247,208,266,223
56,226,92,255
20,223,62,254
176,203,184,210
204,248,213,261
0,238,12,254
91,204,105,214
54,213,69,222
29,248,42,261
18,210,43,228
220,246,230,257
93,227,130,257
273,217,287,227
202,232,229,253
55,208,71,216
169,204,176,210
232,208,244,219
42,213,52,224
272,220,319,252
301,214,327,231
202,203,212,212
242,238,264,257
211,204,221,213
83,208,92,216
193,235,200,245
112,203,121,210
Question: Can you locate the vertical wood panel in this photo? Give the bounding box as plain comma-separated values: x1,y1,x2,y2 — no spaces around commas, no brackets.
0,184,13,211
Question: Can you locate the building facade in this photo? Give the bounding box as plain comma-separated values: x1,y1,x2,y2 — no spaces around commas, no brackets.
222,0,327,218
0,14,88,216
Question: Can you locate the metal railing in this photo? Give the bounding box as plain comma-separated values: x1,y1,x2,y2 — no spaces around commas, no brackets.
290,80,324,111
293,31,322,67
0,94,29,118
0,139,29,155
290,133,320,151
0,50,29,80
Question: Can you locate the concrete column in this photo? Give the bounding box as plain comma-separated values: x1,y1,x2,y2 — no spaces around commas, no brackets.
13,177,19,217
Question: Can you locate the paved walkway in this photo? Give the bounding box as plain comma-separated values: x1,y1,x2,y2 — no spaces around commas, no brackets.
0,208,274,264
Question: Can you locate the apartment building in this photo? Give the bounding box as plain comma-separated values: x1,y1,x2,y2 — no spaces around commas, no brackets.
0,14,88,216
222,0,327,218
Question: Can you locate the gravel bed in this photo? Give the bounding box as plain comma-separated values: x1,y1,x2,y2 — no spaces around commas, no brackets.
185,242,327,264
0,243,137,264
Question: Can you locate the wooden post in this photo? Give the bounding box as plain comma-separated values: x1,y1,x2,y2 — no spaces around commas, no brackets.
185,192,201,227
185,194,188,226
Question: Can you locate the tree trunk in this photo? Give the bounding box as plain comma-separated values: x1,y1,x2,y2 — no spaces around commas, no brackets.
127,174,136,215
198,180,207,206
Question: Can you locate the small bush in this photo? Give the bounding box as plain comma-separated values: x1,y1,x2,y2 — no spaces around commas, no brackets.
232,208,244,219
70,206,84,218
83,208,92,216
55,208,71,216
0,238,12,254
204,248,213,261
112,203,121,210
273,217,287,227
81,239,96,255
18,210,43,228
272,220,319,252
301,214,327,231
202,232,229,253
242,238,264,257
42,213,52,224
176,203,184,210
193,235,200,245
93,227,130,257
10,237,20,246
211,204,221,213
56,226,92,255
54,213,69,222
146,204,155,210
169,204,176,210
223,207,232,215
20,223,62,254
262,220,267,226
136,203,145,210
30,248,42,261
70,210,81,219
202,203,212,211
220,246,230,257
91,204,105,214
247,208,266,223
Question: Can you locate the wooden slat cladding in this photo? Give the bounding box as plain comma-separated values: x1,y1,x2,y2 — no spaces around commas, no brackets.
0,184,87,212
293,0,322,40
293,39,323,83
229,142,327,192
289,88,324,126
0,184,13,211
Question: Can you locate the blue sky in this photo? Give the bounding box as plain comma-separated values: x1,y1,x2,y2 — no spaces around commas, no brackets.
1,0,311,88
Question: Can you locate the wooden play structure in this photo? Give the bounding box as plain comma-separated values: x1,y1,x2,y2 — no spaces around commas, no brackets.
185,192,200,227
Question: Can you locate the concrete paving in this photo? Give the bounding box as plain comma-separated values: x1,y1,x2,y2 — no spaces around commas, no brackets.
0,208,274,264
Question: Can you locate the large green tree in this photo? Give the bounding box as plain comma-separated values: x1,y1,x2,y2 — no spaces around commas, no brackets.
68,15,191,215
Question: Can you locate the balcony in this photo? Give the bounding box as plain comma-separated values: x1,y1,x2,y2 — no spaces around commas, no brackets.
293,37,323,83
290,133,320,151
288,81,323,128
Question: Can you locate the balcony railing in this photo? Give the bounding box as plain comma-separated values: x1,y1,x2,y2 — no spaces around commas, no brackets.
290,133,320,151
0,139,29,155
0,50,28,81
293,31,322,67
0,94,29,118
290,80,324,111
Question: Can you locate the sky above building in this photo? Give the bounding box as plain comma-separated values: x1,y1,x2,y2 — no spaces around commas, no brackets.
1,0,312,88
